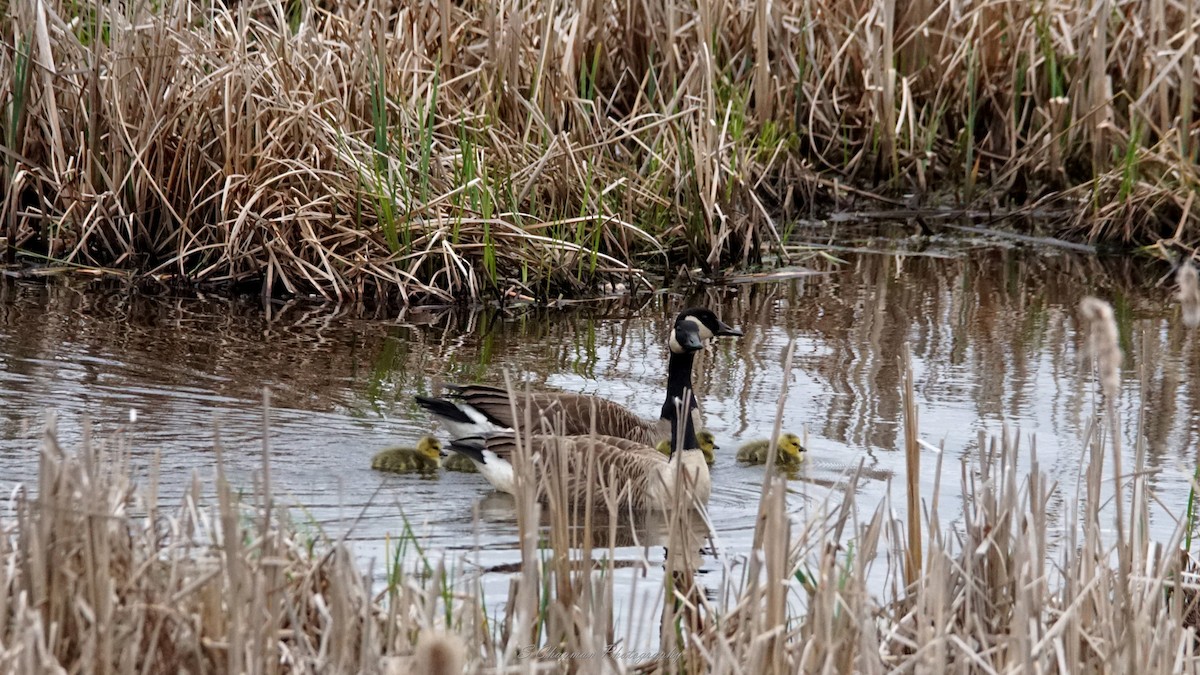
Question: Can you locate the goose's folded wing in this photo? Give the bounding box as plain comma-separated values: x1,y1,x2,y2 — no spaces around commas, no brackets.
456,433,658,464
533,396,659,444
536,435,669,505
448,384,658,443
444,385,514,428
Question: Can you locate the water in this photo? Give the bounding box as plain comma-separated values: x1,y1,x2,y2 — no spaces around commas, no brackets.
2,242,1197,651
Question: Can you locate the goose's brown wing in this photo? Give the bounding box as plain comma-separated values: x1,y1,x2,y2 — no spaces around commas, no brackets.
465,433,659,464
535,435,669,509
447,385,660,444
463,433,668,508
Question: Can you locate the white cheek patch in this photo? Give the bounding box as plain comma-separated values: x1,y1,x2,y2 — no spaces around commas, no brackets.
684,315,713,340
668,332,683,353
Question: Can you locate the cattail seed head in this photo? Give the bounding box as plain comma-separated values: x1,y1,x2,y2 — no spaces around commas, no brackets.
414,631,467,675
1079,296,1123,400
1178,262,1200,328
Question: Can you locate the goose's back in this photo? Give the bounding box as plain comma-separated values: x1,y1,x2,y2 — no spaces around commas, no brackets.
462,433,689,509
450,385,660,445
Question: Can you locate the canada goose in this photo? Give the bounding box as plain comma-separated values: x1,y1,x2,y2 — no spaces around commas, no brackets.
425,309,724,510
371,436,442,474
414,307,742,445
656,429,717,465
441,451,478,473
735,433,805,466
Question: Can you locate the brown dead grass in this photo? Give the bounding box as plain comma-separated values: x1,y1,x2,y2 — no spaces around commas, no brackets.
6,298,1200,672
1,0,1198,301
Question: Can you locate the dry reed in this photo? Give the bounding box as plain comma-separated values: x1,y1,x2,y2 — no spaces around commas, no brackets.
5,325,1200,672
1179,261,1200,328
1,0,1198,302
1079,295,1124,400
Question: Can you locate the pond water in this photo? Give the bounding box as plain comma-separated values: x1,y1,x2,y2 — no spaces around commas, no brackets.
1,239,1197,651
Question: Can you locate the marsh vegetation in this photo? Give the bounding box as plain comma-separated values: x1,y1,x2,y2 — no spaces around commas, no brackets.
2,0,1198,303
5,295,1200,672
2,248,1200,671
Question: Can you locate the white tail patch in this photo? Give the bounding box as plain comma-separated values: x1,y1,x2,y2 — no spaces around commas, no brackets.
436,404,512,439
477,450,515,494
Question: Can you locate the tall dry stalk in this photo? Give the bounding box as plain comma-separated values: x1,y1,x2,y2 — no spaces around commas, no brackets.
3,364,1200,671
2,0,1198,302
901,342,922,589
1178,260,1200,328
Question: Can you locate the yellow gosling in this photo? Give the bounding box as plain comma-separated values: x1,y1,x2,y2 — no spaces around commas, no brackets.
656,429,718,465
736,433,805,467
371,436,442,474
441,451,479,473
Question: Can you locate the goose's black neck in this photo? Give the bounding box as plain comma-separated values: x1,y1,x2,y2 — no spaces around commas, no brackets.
660,349,700,455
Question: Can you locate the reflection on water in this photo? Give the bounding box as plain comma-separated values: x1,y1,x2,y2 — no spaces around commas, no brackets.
1,245,1197,648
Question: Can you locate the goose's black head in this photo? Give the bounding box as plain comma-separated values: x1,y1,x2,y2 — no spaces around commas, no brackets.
675,307,742,342
668,316,705,354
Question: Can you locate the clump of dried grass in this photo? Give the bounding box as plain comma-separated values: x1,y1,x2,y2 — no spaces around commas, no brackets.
0,421,398,673
1,0,1198,301
5,320,1200,672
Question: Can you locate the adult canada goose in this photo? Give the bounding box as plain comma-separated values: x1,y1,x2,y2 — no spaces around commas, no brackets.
735,433,805,467
416,307,742,445
370,436,443,474
423,310,723,510
656,429,717,466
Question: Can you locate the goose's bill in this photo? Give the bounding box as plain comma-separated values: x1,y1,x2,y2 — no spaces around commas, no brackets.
714,319,742,337
673,325,704,351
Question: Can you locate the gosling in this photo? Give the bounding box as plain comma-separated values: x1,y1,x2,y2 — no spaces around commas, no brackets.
371,436,442,474
736,433,805,467
656,429,718,466
441,451,478,473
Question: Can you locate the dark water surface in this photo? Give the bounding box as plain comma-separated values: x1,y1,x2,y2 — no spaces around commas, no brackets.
2,244,1197,647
